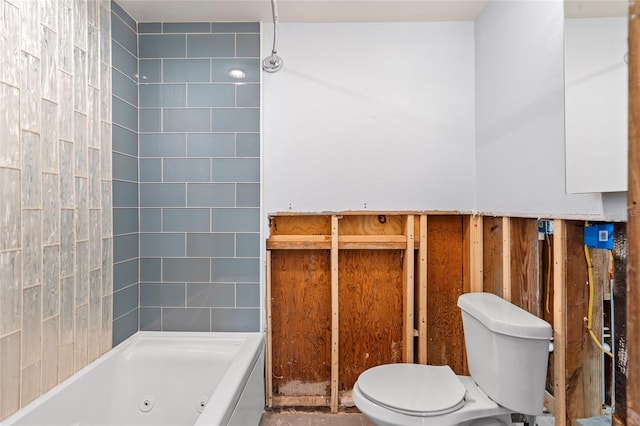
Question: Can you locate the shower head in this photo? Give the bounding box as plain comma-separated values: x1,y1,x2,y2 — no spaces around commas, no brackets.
263,0,283,73
262,54,283,73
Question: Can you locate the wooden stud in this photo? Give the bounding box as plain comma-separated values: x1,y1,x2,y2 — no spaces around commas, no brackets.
482,216,504,297
470,215,484,293
272,396,330,407
403,215,415,363
544,391,555,415
265,250,273,407
628,2,640,424
509,218,541,316
502,217,512,302
330,215,339,413
267,235,331,249
553,219,567,426
418,215,428,364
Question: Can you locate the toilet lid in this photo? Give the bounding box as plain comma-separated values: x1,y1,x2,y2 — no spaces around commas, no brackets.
357,364,466,416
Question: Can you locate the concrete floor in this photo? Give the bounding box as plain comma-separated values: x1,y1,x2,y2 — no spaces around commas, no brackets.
259,410,557,426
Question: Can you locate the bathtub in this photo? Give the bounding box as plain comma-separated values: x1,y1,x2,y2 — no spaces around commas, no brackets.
2,332,265,426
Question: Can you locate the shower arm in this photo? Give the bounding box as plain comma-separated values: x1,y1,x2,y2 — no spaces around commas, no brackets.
263,0,283,72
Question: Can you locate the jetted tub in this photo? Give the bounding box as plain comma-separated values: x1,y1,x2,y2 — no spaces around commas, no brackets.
2,332,265,426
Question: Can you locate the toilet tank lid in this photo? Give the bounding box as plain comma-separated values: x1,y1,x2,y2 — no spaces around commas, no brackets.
457,293,552,340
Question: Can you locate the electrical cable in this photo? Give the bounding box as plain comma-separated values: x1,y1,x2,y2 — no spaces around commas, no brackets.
545,233,551,314
583,236,614,358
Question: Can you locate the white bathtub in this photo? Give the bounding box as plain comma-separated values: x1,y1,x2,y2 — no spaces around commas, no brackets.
2,332,265,426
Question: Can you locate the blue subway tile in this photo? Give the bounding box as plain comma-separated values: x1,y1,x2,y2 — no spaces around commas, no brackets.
112,152,138,182
112,97,138,132
140,208,162,232
187,183,234,207
113,258,139,292
236,34,260,57
211,108,259,132
162,308,210,332
139,133,186,157
113,234,139,263
163,158,210,182
211,22,259,33
163,258,210,282
140,283,186,307
163,59,210,83
236,84,259,107
140,84,186,108
112,124,138,156
163,108,210,132
111,2,136,31
212,59,259,82
164,22,210,33
113,308,138,346
139,158,162,182
186,233,234,257
140,183,186,207
187,283,234,308
236,133,260,157
236,233,259,257
139,34,186,58
236,283,259,307
236,183,260,207
112,42,137,81
140,233,185,257
113,284,139,319
187,133,235,157
187,84,235,107
112,180,138,207
187,34,234,58
211,208,259,232
163,208,210,232
139,307,162,331
111,14,137,56
113,208,138,235
211,258,259,282
212,158,259,182
140,109,161,132
112,68,138,106
211,308,259,332
138,22,162,33
140,258,162,282
139,59,161,83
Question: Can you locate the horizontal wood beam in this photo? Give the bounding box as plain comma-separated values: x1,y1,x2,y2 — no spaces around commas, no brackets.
267,234,412,250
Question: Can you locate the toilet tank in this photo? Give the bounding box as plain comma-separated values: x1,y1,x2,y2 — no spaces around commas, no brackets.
457,293,552,415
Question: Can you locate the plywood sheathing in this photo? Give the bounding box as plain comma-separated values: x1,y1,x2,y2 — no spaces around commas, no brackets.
269,249,332,406
426,216,468,374
627,2,640,424
614,223,629,424
482,216,504,297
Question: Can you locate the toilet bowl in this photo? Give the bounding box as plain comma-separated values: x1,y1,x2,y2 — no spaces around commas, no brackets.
351,364,512,426
352,293,552,426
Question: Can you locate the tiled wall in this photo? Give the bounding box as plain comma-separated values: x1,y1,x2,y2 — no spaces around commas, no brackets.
0,0,113,420
137,22,261,332
111,1,138,346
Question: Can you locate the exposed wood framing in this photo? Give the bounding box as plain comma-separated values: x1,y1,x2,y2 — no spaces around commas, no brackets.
417,215,428,364
502,217,512,302
509,218,541,316
628,2,640,424
266,250,273,407
331,216,339,413
553,219,567,426
403,215,415,363
469,215,484,293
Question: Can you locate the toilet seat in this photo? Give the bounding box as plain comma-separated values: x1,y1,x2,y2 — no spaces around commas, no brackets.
356,364,466,416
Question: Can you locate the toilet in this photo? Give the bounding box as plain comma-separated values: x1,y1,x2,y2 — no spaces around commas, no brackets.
352,292,552,426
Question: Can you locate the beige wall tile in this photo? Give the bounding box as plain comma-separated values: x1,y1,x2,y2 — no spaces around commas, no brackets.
0,250,22,335
20,362,41,406
42,316,59,392
21,286,42,367
58,343,74,382
0,332,21,419
74,304,88,372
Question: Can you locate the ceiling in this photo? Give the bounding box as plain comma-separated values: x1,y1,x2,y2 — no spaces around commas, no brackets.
116,0,490,23
116,0,628,25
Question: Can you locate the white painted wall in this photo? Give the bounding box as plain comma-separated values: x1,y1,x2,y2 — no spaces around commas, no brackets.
565,17,628,193
262,22,475,214
474,0,611,218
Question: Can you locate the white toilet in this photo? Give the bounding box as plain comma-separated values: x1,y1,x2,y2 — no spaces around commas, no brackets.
352,292,552,426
